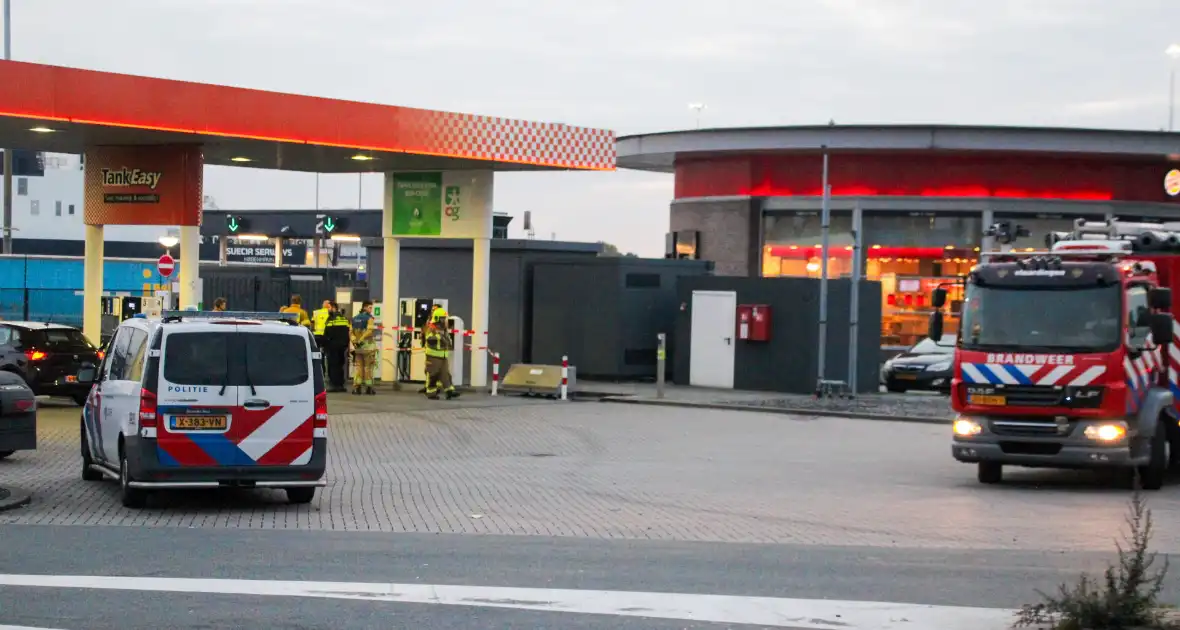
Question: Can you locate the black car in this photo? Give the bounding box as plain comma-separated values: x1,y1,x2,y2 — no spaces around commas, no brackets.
881,335,956,394
0,322,102,405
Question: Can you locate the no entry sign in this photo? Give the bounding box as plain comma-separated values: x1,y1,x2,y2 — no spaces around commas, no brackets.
157,253,175,278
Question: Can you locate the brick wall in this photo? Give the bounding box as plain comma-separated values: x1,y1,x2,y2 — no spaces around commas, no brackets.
669,197,759,276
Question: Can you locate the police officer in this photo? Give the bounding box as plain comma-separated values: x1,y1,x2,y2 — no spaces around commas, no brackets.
423,305,458,400
350,300,377,395
323,301,351,392
311,299,331,376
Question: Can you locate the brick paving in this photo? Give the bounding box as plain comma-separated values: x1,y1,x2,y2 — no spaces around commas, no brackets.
3,394,1180,552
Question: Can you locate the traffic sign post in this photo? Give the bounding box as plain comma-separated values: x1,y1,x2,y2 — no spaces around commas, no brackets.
157,253,175,278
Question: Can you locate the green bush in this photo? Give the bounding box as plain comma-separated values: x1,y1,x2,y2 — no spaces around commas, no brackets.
1014,487,1172,630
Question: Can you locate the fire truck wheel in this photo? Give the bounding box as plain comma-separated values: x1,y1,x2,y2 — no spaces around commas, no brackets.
1137,427,1168,491
977,462,1002,484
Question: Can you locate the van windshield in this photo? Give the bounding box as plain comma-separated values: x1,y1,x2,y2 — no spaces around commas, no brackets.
163,332,309,386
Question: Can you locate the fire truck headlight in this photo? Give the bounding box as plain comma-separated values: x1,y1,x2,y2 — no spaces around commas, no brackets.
1084,423,1127,442
953,418,983,437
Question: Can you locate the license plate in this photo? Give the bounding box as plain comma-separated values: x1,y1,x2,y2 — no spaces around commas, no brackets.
171,415,228,431
64,375,77,383
969,394,1006,406
896,373,918,380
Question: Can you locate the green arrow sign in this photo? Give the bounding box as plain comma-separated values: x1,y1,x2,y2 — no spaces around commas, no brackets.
227,215,241,233
323,217,336,233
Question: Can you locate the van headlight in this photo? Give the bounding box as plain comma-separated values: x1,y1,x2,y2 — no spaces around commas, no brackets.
927,361,951,372
953,417,983,437
1084,423,1127,442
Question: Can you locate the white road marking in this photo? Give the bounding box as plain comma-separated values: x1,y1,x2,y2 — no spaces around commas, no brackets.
0,574,1016,629
0,626,71,630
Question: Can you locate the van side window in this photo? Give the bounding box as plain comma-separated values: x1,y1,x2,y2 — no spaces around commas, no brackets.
0,327,12,346
106,330,133,381
125,330,149,383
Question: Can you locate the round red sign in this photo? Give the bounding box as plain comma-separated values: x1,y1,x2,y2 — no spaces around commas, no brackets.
157,253,175,278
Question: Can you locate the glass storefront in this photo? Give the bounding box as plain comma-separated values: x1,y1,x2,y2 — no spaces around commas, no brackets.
763,210,981,349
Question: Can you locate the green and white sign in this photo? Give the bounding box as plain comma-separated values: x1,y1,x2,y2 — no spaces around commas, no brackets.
388,171,493,239
391,172,444,236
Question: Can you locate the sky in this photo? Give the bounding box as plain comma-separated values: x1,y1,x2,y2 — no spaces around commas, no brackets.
10,0,1180,256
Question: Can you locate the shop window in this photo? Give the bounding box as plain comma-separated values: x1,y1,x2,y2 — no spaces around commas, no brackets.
30,200,38,216
68,204,75,215
762,211,854,279
55,201,61,216
16,177,26,196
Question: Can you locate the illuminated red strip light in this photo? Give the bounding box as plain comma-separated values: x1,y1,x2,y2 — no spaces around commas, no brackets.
767,246,957,259
745,185,1113,201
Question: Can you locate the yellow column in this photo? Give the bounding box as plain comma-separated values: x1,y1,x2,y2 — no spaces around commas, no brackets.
83,224,104,346
178,225,200,309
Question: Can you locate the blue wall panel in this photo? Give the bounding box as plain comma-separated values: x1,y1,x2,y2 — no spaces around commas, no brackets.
0,255,162,326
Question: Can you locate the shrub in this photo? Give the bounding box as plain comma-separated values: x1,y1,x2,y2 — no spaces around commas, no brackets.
1014,486,1172,630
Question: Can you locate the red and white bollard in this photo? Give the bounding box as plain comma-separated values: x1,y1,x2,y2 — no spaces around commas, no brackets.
491,352,500,396
560,355,569,401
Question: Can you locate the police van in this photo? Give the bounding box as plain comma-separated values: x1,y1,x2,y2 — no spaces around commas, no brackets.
80,310,328,508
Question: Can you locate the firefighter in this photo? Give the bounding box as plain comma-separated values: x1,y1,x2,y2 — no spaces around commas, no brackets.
281,294,312,329
323,301,351,392
350,300,377,395
423,305,458,400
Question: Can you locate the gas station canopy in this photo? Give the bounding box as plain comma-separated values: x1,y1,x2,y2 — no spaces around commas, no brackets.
0,61,616,173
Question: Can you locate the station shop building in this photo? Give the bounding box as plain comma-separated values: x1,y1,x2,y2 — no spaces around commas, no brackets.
617,124,1180,350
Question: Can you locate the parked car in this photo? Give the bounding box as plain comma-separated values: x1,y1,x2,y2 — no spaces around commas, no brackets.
881,335,956,394
81,311,328,508
0,371,37,460
0,322,102,405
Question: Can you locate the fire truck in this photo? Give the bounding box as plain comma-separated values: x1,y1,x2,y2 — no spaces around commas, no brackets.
930,218,1180,489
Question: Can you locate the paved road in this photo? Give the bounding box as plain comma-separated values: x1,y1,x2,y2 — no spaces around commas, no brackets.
0,525,1157,629
3,393,1180,628
5,394,1180,552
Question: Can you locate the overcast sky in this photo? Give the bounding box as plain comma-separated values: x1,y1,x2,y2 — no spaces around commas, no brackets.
12,0,1180,255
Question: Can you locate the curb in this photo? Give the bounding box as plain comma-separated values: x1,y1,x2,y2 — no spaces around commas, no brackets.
598,395,947,425
0,486,31,512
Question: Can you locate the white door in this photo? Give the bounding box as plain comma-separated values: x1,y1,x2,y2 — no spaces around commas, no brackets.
690,291,737,389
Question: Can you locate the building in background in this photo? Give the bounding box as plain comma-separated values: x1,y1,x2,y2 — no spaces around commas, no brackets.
0,152,517,266
618,124,1180,350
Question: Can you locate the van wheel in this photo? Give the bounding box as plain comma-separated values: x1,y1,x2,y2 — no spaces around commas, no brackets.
80,419,102,481
978,462,1002,484
285,488,316,504
1137,428,1168,491
119,450,148,508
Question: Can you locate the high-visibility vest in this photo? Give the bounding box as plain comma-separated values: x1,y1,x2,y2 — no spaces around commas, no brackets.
423,328,449,359
311,308,330,335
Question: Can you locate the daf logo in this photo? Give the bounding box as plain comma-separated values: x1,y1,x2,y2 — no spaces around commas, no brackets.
1071,269,1084,277
1073,389,1100,399
997,269,1009,278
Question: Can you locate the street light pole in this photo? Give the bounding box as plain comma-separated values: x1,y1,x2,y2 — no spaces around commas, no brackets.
1166,44,1180,131
688,103,706,129
2,0,12,255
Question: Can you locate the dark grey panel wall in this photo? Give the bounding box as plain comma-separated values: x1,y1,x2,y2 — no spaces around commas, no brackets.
672,276,881,394
366,242,598,382
669,198,759,276
530,258,713,378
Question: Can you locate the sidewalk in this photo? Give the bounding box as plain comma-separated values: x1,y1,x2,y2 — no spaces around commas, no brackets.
582,381,951,423
0,485,31,512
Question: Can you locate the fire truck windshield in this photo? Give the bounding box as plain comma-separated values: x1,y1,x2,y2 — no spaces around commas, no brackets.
959,283,1122,352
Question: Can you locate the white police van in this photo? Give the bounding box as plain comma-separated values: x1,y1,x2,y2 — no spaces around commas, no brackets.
80,310,328,508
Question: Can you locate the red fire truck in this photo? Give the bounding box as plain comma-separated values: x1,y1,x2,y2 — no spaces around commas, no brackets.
930,219,1180,489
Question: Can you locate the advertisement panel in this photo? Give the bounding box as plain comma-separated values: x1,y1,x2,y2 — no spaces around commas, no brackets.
389,170,492,239
82,145,203,226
